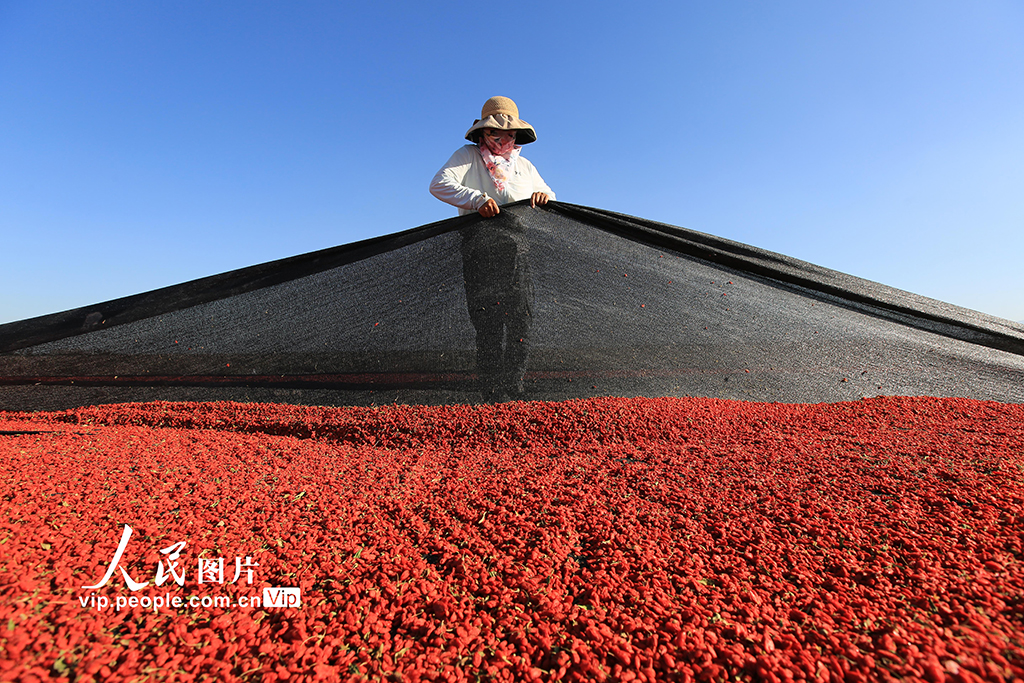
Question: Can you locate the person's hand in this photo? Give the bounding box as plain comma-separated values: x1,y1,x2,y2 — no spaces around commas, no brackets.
531,192,550,208
479,198,500,218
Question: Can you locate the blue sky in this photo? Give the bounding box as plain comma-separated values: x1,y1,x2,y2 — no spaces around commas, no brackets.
2,1,1022,324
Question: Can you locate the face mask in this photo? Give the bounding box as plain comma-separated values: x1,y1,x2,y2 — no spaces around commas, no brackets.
481,129,517,158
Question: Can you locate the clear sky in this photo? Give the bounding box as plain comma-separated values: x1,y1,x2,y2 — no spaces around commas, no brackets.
2,1,1022,325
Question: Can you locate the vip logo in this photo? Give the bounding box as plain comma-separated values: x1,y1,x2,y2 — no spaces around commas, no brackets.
263,586,301,608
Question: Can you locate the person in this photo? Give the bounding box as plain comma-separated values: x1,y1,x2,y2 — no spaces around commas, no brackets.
429,96,555,216
429,97,555,401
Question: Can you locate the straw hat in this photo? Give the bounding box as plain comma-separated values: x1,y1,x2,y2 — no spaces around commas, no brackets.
464,96,538,145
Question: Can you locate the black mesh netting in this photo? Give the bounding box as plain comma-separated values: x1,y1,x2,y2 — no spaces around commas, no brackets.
2,201,1023,410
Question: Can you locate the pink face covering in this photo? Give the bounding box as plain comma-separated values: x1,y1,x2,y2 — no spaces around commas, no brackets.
477,129,521,193
481,131,517,158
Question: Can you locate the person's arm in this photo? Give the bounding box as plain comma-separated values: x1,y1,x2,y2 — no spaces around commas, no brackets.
526,159,555,206
429,147,492,214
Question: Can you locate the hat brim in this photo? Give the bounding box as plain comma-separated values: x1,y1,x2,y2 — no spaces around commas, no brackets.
465,113,537,145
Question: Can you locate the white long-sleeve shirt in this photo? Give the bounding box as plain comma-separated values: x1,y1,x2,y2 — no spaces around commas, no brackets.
429,144,556,216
